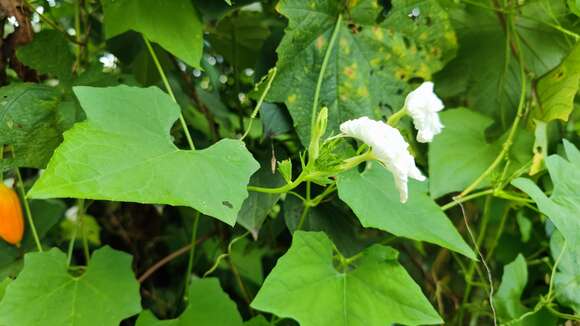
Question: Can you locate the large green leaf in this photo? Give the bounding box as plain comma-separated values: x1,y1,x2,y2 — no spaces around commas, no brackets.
429,108,533,198
0,84,66,172
102,0,203,68
269,0,456,144
512,140,580,248
251,231,442,326
0,247,141,326
337,163,475,259
28,86,259,225
534,43,580,122
550,230,580,314
136,278,242,326
16,30,74,85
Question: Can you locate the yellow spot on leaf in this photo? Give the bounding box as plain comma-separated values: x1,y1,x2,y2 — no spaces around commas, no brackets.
356,86,369,97
316,36,326,51
339,37,350,55
343,63,358,80
372,27,384,41
287,94,297,104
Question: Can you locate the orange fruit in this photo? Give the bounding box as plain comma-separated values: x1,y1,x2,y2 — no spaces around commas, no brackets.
0,183,24,246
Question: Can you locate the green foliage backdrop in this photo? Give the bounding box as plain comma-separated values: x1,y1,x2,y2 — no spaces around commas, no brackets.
0,0,578,325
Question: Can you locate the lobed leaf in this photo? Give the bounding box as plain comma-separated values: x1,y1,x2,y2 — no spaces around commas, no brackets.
28,85,259,225
251,231,442,326
0,247,142,326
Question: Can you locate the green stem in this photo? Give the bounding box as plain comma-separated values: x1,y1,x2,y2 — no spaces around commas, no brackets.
241,68,277,140
458,195,493,321
202,232,249,278
15,168,42,252
66,224,78,267
74,0,82,69
248,172,307,194
442,189,494,211
486,204,511,260
387,107,407,126
78,199,90,263
547,239,566,302
296,203,310,231
458,17,527,198
143,37,195,150
309,14,342,133
545,304,580,321
183,211,200,301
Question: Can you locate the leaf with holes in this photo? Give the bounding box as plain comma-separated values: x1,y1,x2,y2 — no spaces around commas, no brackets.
251,231,442,326
102,0,203,68
28,86,259,225
268,0,457,145
0,247,141,326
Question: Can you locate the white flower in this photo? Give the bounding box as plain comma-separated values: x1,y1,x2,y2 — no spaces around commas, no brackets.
65,206,79,223
340,117,426,203
99,52,118,70
7,16,19,28
404,81,444,143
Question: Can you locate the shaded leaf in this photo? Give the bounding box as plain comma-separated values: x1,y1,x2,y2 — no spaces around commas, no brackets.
0,84,65,172
259,103,292,137
494,254,529,322
208,11,271,69
429,108,533,198
494,254,554,325
436,1,572,126
102,0,203,67
237,165,284,235
29,86,259,225
283,195,369,257
16,30,74,84
269,0,457,144
251,231,442,326
0,246,141,326
337,163,475,259
136,278,242,326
